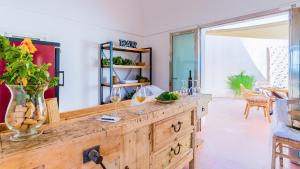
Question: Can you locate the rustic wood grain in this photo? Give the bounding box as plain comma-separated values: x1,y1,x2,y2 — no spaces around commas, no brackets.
45,98,60,123
0,95,212,169
151,133,192,169
153,111,193,151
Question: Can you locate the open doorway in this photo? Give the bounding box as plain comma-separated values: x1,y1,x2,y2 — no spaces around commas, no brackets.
201,12,289,97
198,12,300,169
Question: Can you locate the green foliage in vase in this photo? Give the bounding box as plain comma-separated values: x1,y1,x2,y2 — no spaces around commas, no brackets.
0,35,58,97
227,71,256,95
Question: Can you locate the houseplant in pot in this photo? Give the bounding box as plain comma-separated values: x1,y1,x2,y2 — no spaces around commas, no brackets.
0,36,58,141
227,71,256,95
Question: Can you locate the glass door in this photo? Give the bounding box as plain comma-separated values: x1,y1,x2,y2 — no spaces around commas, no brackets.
289,7,300,99
170,29,199,91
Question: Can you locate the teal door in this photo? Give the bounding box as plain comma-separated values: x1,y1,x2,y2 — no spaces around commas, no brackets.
171,31,198,91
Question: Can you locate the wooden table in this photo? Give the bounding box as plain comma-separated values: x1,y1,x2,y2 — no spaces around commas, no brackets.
262,87,288,94
0,95,212,169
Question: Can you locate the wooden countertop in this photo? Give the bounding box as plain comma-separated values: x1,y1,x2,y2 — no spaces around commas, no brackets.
0,95,210,160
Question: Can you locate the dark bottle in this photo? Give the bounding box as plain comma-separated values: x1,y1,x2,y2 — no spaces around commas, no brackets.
188,70,192,95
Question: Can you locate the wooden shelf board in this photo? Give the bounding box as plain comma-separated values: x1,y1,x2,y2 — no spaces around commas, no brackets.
102,82,150,88
102,46,150,53
102,65,150,69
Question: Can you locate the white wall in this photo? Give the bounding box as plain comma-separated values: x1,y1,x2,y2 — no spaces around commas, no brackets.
0,0,144,112
202,35,288,97
0,0,293,111
142,0,289,91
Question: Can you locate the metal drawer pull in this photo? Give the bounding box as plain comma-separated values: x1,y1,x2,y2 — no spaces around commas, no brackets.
171,143,182,155
171,121,183,132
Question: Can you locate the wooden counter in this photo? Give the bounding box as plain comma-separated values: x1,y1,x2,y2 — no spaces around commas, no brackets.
0,95,211,169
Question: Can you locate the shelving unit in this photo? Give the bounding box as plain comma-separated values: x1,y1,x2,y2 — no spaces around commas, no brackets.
101,82,151,88
99,41,152,104
102,65,150,69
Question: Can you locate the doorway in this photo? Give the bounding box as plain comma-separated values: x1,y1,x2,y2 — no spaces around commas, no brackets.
200,12,289,97
196,11,300,169
170,29,199,91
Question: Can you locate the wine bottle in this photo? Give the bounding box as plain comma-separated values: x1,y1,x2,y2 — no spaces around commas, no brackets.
188,70,192,95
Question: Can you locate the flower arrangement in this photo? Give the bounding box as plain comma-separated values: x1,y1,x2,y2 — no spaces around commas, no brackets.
0,35,58,96
0,35,59,141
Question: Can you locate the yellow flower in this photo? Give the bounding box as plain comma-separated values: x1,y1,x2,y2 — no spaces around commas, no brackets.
19,38,37,54
21,77,28,86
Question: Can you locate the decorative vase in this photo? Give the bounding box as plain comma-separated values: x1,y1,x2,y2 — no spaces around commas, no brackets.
5,84,48,141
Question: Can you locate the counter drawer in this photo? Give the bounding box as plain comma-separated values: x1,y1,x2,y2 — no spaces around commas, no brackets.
197,104,208,118
0,128,121,169
151,134,192,169
153,111,193,151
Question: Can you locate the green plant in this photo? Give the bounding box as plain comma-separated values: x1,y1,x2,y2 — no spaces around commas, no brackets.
101,58,110,66
102,56,135,66
113,56,134,65
0,35,58,97
123,58,134,65
227,71,256,95
136,75,149,82
156,92,179,101
113,56,123,65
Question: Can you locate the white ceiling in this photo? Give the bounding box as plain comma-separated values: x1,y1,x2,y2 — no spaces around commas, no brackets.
141,0,289,36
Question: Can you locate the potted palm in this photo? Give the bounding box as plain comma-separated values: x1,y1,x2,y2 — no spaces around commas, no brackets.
0,36,58,141
227,71,256,95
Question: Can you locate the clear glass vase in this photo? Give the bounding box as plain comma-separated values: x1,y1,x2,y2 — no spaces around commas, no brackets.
5,85,48,141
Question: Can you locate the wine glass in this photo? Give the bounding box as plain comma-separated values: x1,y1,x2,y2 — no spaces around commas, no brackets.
192,80,201,97
110,87,122,117
135,86,147,114
180,80,189,96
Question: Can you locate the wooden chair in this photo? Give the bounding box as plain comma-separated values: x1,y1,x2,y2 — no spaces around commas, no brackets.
272,136,300,169
240,84,272,122
271,99,300,169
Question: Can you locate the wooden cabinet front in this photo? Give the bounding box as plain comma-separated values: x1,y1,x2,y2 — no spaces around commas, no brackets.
153,111,193,151
151,133,192,169
0,96,212,169
121,109,195,169
0,128,121,169
121,125,151,169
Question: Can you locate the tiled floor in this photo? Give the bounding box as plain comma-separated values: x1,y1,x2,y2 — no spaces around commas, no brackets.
195,98,300,169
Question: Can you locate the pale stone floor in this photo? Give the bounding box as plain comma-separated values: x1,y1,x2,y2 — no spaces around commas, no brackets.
194,98,300,169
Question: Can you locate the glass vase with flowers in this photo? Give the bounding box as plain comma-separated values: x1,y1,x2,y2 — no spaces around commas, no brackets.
0,36,58,141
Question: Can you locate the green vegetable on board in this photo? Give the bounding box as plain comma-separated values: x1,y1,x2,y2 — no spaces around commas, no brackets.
156,92,179,101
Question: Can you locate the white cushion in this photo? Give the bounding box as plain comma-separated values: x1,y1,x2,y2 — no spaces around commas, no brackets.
273,99,300,142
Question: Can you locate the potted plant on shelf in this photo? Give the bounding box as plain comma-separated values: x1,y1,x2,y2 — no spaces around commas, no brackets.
227,71,256,95
0,36,58,141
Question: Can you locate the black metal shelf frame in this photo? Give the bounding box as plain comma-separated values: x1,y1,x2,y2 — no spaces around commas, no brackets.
99,41,152,104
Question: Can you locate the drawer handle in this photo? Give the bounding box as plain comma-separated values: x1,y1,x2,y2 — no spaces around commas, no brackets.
171,143,182,155
171,121,183,133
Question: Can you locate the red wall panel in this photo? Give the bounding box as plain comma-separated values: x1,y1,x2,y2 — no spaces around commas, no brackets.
0,41,57,122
